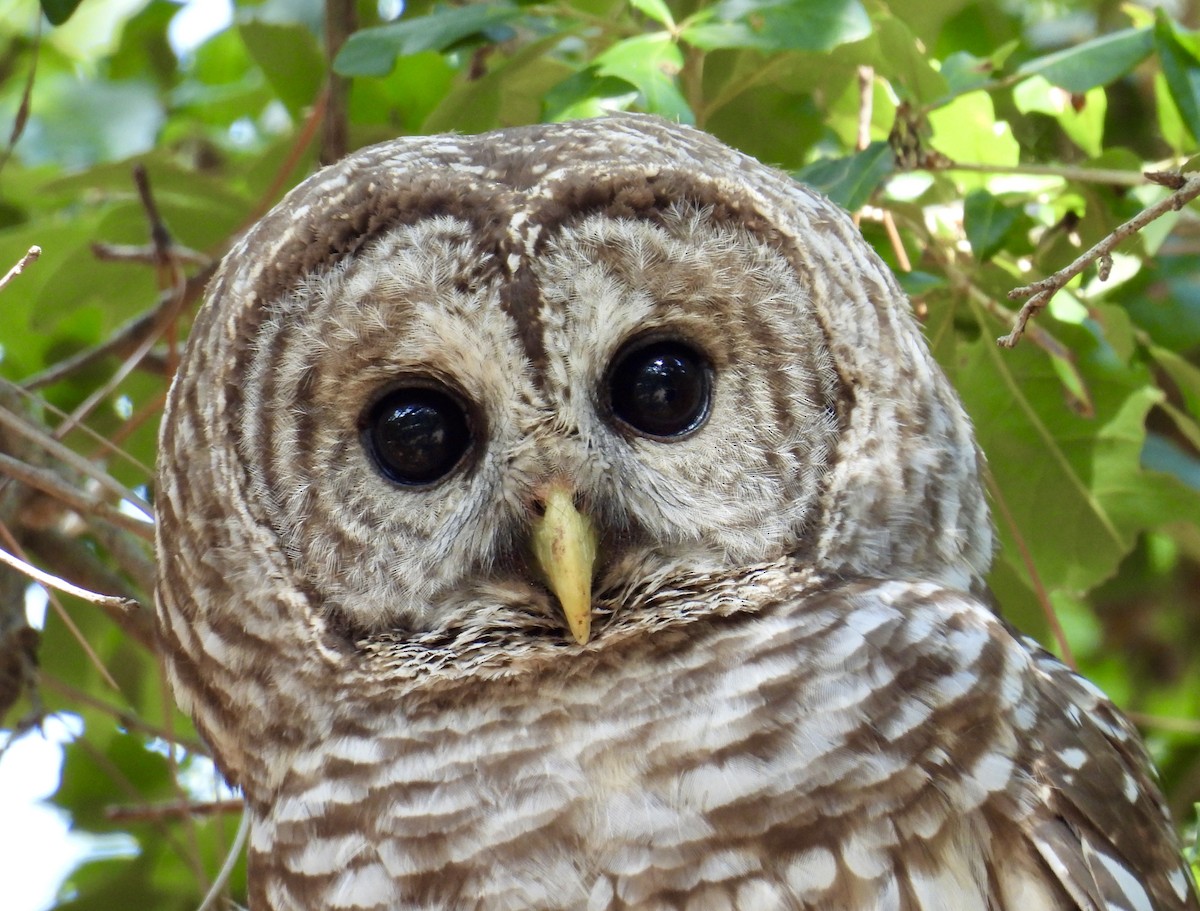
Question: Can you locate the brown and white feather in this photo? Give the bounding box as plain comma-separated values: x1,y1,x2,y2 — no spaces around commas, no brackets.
155,115,1197,910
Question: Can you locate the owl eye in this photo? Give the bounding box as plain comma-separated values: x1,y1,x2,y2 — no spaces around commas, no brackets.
607,339,712,438
363,386,472,486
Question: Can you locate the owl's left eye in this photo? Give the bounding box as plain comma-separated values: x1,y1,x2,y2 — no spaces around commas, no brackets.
362,386,472,486
606,339,713,439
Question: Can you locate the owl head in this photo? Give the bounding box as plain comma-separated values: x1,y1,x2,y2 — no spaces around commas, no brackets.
155,114,992,793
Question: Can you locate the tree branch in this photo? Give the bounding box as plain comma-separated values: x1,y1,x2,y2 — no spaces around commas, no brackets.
0,245,40,293
999,171,1200,348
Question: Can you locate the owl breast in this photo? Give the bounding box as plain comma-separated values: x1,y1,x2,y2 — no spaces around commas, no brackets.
248,578,1067,911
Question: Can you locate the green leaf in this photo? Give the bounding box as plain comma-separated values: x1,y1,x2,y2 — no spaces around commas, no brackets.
334,5,524,77
963,189,1021,261
1150,344,1200,419
594,34,692,123
630,0,674,28
682,0,870,53
927,90,1018,179
239,21,324,117
866,15,947,104
1016,27,1153,93
543,70,639,122
1013,76,1106,157
422,33,569,133
1154,12,1200,145
940,41,1019,94
793,141,893,210
39,0,84,26
962,313,1197,599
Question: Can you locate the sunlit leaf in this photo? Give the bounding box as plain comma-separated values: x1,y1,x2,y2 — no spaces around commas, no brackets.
963,189,1020,262
543,70,640,122
1013,76,1106,157
1016,27,1153,93
334,5,525,76
1154,11,1200,144
594,34,691,122
3,1,1200,904
39,0,85,26
631,0,675,28
927,90,1019,178
961,318,1196,596
239,22,324,117
794,141,893,210
682,0,870,52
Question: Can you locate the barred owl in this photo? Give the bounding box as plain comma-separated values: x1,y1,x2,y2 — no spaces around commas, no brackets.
155,114,1199,911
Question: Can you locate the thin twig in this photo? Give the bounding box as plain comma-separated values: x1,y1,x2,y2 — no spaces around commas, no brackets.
235,87,328,237
0,245,40,293
88,519,157,600
856,65,874,152
1000,171,1200,347
24,529,154,648
321,0,357,166
91,242,209,267
0,542,137,610
4,379,153,478
106,798,243,822
1127,712,1200,736
0,519,123,692
0,451,154,540
54,292,180,442
0,402,152,516
196,809,249,911
72,732,208,883
134,163,173,268
0,15,39,176
929,158,1157,188
52,167,190,441
682,44,706,129
41,676,207,753
22,267,211,391
881,211,911,272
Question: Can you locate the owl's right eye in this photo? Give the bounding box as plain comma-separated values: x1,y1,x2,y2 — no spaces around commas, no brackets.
606,339,713,439
363,387,472,486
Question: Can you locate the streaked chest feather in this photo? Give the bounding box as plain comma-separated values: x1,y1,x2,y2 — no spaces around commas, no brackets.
247,586,1062,910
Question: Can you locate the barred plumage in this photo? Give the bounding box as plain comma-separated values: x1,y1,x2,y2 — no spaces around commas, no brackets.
155,114,1198,910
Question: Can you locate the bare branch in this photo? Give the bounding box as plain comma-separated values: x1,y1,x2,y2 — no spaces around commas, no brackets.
91,242,210,267
0,451,154,540
0,245,40,293
23,266,211,391
0,393,152,516
0,18,39,177
321,0,358,165
0,543,138,610
929,158,1158,188
999,171,1200,348
196,810,249,911
41,676,207,752
106,798,244,822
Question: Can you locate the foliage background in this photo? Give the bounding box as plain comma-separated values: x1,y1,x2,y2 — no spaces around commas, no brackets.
0,0,1198,906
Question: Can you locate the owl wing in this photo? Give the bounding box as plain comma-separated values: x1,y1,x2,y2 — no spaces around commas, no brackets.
814,580,1197,911
1012,638,1200,911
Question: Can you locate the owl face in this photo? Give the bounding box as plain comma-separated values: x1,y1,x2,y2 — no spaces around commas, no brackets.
241,203,841,639
157,113,993,790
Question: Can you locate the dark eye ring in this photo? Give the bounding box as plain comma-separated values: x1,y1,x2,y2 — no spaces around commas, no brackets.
361,384,473,486
606,337,713,439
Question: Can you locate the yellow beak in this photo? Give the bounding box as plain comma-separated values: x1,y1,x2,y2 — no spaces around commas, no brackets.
530,483,598,645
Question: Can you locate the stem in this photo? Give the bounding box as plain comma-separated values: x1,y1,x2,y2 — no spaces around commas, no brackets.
1000,171,1200,347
